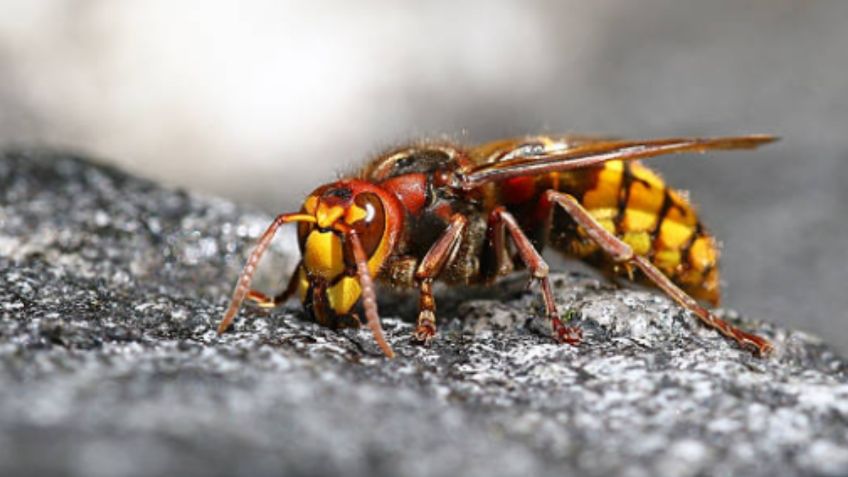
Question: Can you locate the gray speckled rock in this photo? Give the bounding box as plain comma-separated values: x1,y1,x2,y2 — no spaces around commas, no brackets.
1,149,847,477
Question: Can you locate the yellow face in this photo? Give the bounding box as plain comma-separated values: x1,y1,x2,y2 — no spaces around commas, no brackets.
295,183,390,323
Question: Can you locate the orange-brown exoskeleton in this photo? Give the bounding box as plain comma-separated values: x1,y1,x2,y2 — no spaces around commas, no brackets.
217,135,777,358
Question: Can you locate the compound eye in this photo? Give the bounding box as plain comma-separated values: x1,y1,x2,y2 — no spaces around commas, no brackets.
352,192,385,257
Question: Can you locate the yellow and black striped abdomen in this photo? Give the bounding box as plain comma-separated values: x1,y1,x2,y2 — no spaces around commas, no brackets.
551,160,721,305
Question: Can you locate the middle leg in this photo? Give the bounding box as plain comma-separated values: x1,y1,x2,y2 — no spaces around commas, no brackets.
411,213,468,344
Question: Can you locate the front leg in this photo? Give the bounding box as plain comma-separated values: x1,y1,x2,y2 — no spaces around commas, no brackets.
245,262,302,308
411,214,468,344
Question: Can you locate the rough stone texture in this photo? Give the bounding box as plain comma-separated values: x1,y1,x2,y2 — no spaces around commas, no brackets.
1,149,847,477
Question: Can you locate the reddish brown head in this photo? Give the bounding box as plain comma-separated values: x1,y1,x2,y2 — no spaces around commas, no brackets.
294,180,404,321
216,178,404,358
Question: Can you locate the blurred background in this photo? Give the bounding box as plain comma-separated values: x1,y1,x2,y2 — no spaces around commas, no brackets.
1,0,846,351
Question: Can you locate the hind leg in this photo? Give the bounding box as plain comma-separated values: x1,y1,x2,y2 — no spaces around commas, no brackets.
545,190,772,356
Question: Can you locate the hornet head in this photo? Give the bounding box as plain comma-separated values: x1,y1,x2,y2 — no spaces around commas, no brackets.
217,179,403,358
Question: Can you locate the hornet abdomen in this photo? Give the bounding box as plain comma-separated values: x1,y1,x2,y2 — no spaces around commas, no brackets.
485,141,720,305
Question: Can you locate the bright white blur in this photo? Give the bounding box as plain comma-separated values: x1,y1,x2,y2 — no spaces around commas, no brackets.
0,1,597,207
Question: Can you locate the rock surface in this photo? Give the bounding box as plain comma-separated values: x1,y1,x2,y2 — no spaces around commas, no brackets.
1,149,847,477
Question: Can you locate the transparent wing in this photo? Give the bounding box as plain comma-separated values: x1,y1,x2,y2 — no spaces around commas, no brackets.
461,135,777,190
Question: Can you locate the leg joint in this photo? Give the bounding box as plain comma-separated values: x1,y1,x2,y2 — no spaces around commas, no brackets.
532,261,549,278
